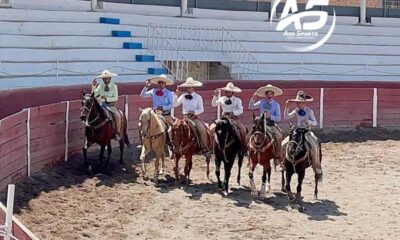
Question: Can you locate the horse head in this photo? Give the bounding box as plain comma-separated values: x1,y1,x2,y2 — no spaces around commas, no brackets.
171,119,194,152
287,128,306,159
138,107,153,138
215,118,236,150
80,91,97,122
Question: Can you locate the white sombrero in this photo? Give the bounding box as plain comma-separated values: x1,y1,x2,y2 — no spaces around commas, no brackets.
288,90,314,102
148,74,174,86
255,84,283,97
218,82,242,93
178,77,203,88
95,69,117,79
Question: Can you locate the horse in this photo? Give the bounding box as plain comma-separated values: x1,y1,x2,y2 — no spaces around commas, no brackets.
283,127,323,203
80,92,130,175
171,117,211,185
247,113,275,199
213,117,244,196
138,107,168,184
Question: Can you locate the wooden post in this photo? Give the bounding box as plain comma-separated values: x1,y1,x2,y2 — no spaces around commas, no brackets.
373,88,378,127
319,88,324,129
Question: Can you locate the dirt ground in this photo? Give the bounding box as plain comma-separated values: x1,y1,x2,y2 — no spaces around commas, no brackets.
1,129,400,240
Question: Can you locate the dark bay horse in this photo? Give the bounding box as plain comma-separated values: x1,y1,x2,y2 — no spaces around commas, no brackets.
80,92,130,174
213,117,244,196
171,118,211,185
284,127,323,203
248,113,275,199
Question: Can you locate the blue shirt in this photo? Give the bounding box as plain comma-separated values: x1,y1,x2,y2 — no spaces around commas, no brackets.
140,87,174,110
248,98,281,122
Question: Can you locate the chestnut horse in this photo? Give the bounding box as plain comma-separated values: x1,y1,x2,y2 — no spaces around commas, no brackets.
248,113,275,199
171,118,211,185
80,92,130,174
284,127,323,203
213,117,244,196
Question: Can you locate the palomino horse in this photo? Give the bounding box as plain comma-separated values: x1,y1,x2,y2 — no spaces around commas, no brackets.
80,92,130,174
283,127,323,203
248,113,275,199
171,117,211,185
138,107,167,184
213,117,244,196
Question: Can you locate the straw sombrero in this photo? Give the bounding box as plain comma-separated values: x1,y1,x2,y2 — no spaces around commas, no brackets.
148,74,174,86
255,84,282,97
95,70,117,79
288,90,314,102
218,82,242,93
178,77,203,88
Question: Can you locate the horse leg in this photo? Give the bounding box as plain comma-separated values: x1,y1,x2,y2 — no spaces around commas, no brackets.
237,152,244,186
281,169,286,193
267,162,272,193
154,156,160,184
215,155,223,191
82,139,92,174
98,145,105,170
174,154,181,181
314,173,319,200
223,161,234,195
119,139,124,165
205,154,211,181
139,145,150,178
184,154,193,185
260,167,268,199
105,143,112,172
249,161,258,198
285,166,295,201
296,170,305,203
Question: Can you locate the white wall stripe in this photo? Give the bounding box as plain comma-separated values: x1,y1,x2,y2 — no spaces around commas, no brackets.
373,88,378,127
124,95,129,122
64,101,70,162
4,184,15,240
26,108,31,177
319,88,324,129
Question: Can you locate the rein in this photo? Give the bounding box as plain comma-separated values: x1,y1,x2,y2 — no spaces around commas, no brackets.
173,121,197,156
82,101,109,129
286,140,310,172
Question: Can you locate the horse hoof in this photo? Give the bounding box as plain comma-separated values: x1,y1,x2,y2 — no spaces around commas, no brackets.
251,191,258,198
281,187,287,193
287,192,295,201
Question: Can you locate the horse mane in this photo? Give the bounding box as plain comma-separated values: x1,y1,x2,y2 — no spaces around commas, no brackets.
217,117,240,143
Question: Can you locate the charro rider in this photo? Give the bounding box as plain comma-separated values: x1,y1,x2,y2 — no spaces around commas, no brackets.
249,84,285,169
140,74,174,147
174,77,211,156
91,69,123,140
212,82,247,153
284,90,322,175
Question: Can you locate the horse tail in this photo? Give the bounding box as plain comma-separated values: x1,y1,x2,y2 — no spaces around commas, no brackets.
317,142,323,182
124,132,132,148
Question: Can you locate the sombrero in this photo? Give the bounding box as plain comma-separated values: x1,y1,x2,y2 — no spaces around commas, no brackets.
288,90,314,102
218,82,242,93
178,77,203,88
254,84,283,97
95,70,117,79
148,74,174,86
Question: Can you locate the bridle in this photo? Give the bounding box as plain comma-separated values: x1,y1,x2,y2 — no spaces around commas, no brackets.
286,133,310,171
81,97,108,129
215,121,236,163
139,110,164,141
248,130,274,163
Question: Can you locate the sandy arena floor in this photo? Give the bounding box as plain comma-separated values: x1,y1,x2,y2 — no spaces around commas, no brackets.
1,129,400,240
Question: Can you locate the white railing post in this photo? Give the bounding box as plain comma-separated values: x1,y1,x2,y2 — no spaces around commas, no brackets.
319,88,324,129
221,28,224,52
26,108,31,177
4,184,15,240
373,88,378,127
64,101,70,162
217,93,221,120
91,0,98,11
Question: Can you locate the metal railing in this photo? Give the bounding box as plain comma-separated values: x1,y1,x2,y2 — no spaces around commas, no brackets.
147,23,189,81
146,23,259,80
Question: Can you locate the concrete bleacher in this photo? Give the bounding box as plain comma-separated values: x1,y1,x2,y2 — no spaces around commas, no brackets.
1,0,400,89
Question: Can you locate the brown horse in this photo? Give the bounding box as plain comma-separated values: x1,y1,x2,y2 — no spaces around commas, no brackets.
80,92,130,174
248,113,275,199
171,118,211,185
138,107,168,184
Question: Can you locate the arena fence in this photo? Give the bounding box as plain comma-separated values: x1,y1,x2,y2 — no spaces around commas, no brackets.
2,87,398,191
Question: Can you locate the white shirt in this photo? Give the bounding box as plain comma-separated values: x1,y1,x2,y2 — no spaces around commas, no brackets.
174,92,204,115
284,106,317,128
212,95,243,116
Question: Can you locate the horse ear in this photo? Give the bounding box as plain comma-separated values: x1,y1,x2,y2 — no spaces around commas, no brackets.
90,92,95,98
252,112,256,120
82,89,86,97
138,107,143,113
